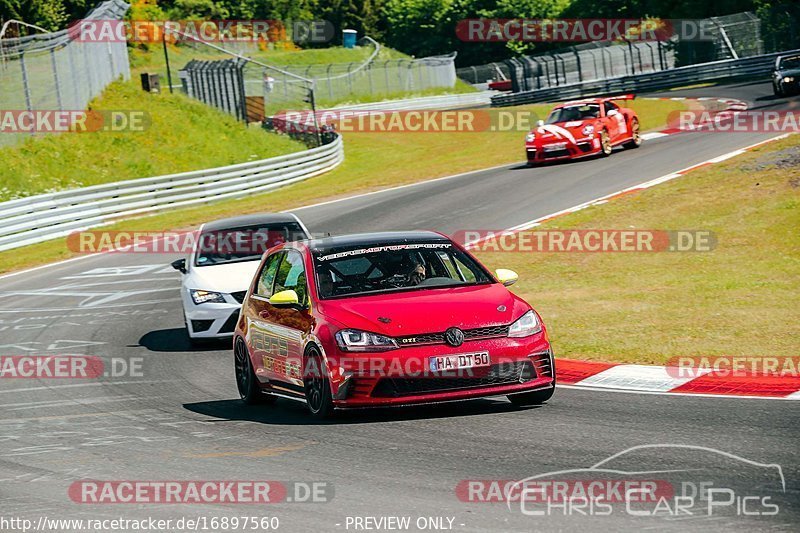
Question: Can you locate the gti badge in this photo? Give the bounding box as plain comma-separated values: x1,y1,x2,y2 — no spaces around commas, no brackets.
445,327,464,347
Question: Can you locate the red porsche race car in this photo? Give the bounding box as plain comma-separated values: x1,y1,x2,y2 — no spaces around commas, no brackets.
525,94,642,165
233,231,555,417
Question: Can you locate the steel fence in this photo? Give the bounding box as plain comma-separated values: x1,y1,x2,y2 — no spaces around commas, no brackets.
0,134,344,251
0,0,131,147
177,36,459,123
492,48,800,107
504,41,675,93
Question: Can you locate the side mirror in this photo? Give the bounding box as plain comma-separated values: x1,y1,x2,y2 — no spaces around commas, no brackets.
495,268,518,287
171,258,187,274
269,289,300,308
537,119,545,127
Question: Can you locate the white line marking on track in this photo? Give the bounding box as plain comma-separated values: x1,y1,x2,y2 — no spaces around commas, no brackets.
558,384,800,400
0,380,170,395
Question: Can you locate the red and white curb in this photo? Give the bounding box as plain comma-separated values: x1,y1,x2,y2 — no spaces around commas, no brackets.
556,359,800,400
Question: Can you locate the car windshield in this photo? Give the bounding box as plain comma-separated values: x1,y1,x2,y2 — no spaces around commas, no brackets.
546,104,600,124
195,222,306,266
313,241,492,298
779,56,800,70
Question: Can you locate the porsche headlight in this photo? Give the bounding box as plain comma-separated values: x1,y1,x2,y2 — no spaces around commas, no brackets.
508,310,542,338
335,329,399,352
190,289,226,304
525,133,535,142
582,124,595,136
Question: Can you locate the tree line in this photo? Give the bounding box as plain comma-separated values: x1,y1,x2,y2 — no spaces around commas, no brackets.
1,0,797,65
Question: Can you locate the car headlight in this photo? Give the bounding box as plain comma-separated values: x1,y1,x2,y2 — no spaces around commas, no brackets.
190,289,226,304
784,76,795,83
335,329,398,352
582,124,595,136
525,132,535,142
508,310,542,338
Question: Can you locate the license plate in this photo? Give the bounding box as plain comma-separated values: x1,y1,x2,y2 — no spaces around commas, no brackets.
429,352,490,372
544,143,567,152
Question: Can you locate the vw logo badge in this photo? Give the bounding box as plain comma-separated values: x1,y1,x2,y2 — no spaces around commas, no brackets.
445,327,464,347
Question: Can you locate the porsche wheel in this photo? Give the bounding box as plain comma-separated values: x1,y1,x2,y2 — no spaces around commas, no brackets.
304,347,333,418
235,338,274,405
599,130,612,157
623,118,642,149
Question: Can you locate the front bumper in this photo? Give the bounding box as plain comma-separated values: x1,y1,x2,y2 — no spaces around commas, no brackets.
526,137,599,162
181,290,246,339
327,335,555,407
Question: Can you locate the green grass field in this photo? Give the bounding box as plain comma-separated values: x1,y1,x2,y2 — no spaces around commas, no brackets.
472,135,800,364
0,81,304,201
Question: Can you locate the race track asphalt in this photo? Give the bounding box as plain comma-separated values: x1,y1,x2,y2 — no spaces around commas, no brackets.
0,80,797,532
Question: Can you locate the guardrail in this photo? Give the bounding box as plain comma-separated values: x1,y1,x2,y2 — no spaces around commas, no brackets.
491,49,797,107
333,91,496,111
0,135,343,251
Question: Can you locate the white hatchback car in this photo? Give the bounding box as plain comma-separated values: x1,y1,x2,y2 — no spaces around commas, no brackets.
171,213,310,343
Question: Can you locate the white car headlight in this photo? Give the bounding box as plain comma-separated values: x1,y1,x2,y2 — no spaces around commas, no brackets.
784,76,795,83
582,124,595,136
525,133,535,142
190,289,226,305
508,310,542,338
335,329,398,352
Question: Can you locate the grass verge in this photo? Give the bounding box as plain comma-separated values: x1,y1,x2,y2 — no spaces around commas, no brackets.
472,134,799,364
0,98,686,276
0,81,304,201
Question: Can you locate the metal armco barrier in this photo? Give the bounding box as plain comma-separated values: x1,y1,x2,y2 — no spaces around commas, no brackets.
331,91,496,111
0,136,343,251
491,49,798,107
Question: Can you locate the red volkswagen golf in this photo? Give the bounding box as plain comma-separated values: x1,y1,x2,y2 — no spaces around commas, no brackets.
233,231,555,417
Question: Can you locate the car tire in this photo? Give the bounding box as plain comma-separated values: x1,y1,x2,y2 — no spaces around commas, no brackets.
234,338,273,405
304,347,334,419
507,385,555,406
599,130,612,157
623,118,642,149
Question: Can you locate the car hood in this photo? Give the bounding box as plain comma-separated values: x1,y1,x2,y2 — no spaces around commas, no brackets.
183,260,260,294
532,120,592,143
317,283,527,336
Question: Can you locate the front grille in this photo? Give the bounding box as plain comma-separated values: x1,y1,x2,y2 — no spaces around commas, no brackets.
371,361,534,398
396,325,509,346
190,319,214,333
231,291,247,304
218,311,240,334
541,149,570,158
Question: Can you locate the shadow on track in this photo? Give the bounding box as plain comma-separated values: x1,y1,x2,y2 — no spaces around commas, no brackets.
137,328,230,352
183,397,539,425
